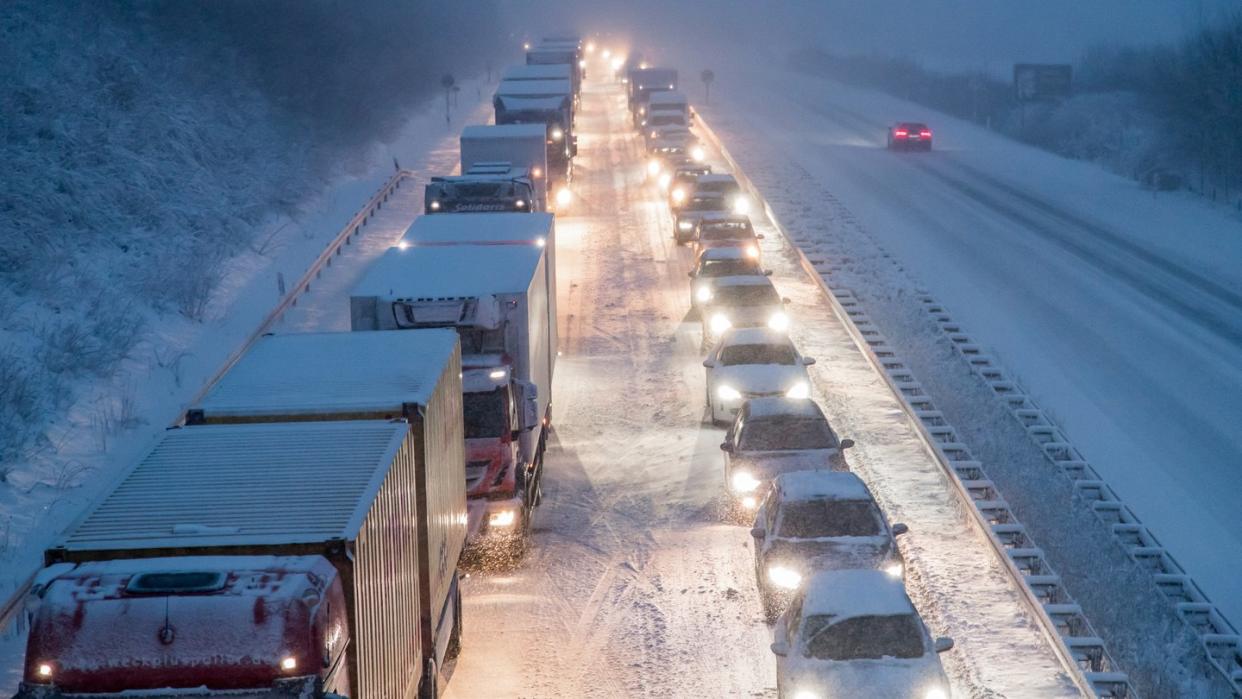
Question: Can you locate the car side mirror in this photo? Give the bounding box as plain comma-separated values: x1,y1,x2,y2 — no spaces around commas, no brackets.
750,526,765,539
782,297,792,304
703,358,716,368
720,442,733,453
756,233,765,239
801,357,815,366
892,522,909,536
934,637,954,653
840,438,855,450
764,269,773,276
770,641,789,657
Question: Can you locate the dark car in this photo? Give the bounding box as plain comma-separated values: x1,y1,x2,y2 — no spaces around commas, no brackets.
887,122,932,151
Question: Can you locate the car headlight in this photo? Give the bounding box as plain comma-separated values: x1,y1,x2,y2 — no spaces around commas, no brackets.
36,663,53,679
658,172,672,189
556,188,573,207
678,220,693,231
489,509,517,528
744,243,759,258
767,312,789,331
551,127,565,141
429,200,441,211
731,470,760,493
695,284,713,302
924,687,948,699
733,195,751,215
647,159,662,176
709,313,732,335
514,199,527,209
650,130,659,139
767,565,802,590
785,381,809,399
717,384,741,401
671,188,686,203
884,562,904,578
691,145,706,161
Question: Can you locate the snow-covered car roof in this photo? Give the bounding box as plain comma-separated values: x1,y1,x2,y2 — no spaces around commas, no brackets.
197,330,457,417
60,420,412,552
713,275,776,289
720,326,792,347
461,124,548,140
648,91,688,106
502,64,571,81
774,471,871,502
496,79,573,97
801,569,916,620
698,212,751,225
697,174,739,185
353,244,542,299
402,212,553,247
743,397,825,421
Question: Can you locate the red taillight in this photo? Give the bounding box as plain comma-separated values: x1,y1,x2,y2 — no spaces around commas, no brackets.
894,130,908,137
919,130,932,138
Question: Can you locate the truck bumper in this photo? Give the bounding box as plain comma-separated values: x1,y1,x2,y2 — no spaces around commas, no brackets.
466,495,528,551
12,678,331,699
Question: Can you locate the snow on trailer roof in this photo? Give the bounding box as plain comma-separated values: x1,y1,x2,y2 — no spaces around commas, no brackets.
195,330,457,417
744,397,827,421
774,470,872,502
800,569,916,620
401,213,553,247
352,244,543,300
59,420,411,552
503,64,571,81
461,124,547,140
648,91,688,106
496,79,572,97
495,95,570,113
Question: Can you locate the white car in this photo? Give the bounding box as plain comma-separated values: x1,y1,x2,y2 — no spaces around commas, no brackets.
720,398,851,511
771,570,954,699
703,328,814,425
751,470,906,620
689,247,770,312
700,276,790,344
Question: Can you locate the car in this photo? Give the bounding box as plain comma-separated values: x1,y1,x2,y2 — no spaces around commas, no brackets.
720,398,850,511
674,192,729,244
750,470,905,620
691,213,762,263
887,122,933,151
771,569,954,699
668,162,712,205
689,174,750,215
702,327,813,425
689,247,769,311
699,276,790,345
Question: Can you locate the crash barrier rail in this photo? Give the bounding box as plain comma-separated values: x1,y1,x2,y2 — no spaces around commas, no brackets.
692,111,1134,698
912,294,1242,696
0,168,417,640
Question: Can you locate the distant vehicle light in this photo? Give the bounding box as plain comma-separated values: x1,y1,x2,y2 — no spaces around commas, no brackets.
672,188,686,203
731,470,761,493
895,130,909,137
611,57,624,71
429,200,441,211
523,42,531,50
640,61,650,69
37,663,53,679
535,236,547,248
710,313,732,335
744,244,759,259
657,172,672,190
556,188,573,207
531,167,543,178
678,220,693,231
578,59,586,68
396,240,411,251
696,285,713,302
920,130,932,138
741,495,758,509
602,49,611,59
514,199,527,209
586,42,596,53
281,657,297,671
733,196,751,215
767,312,790,332
647,159,662,176
551,127,565,141
691,145,706,162
668,83,674,89
489,369,507,379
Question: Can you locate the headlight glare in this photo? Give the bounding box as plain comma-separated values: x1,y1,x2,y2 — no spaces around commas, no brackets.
489,509,517,528
785,381,810,399
767,565,803,590
691,145,706,162
924,688,948,699
709,313,732,335
658,172,672,189
678,220,693,231
429,200,441,211
695,285,713,302
731,470,760,493
733,196,751,215
792,691,821,699
745,244,759,258
716,384,741,401
884,562,904,578
767,312,790,331
551,127,565,141
671,188,686,203
647,159,661,176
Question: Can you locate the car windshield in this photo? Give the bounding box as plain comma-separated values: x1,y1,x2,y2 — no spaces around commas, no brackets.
700,259,757,277
740,418,837,452
777,500,880,539
684,196,726,211
712,284,779,306
701,223,753,241
802,614,925,661
463,388,508,438
719,343,796,366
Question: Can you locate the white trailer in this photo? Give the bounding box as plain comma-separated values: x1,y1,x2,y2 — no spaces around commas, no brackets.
460,124,549,209
350,244,556,555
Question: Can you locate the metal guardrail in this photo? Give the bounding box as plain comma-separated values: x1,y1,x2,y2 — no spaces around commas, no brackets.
0,168,416,639
693,111,1131,697
913,293,1242,696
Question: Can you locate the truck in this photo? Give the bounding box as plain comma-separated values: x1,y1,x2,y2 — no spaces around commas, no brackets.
492,81,574,185
16,412,465,698
628,66,679,127
642,90,690,129
350,243,556,559
526,41,581,95
460,124,549,209
424,164,537,214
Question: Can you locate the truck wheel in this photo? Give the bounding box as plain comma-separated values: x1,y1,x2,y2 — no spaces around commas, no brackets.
446,584,463,660
418,658,439,699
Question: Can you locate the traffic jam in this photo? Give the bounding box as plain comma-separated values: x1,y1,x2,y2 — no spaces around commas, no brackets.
8,35,971,699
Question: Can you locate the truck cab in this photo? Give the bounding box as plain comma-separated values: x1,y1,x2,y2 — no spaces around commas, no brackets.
425,163,536,214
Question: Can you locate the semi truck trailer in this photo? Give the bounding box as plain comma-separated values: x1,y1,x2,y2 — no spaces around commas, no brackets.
460,124,550,209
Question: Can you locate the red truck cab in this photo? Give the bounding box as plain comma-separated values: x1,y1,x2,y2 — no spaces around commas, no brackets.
462,358,533,557
19,556,349,698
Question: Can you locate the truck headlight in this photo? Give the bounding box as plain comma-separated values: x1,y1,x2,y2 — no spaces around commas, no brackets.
731,470,760,493
489,509,517,528
280,656,298,671
767,312,789,331
744,243,759,258
733,196,751,215
678,220,693,231
658,172,672,189
671,188,686,203
647,159,661,176
717,384,741,401
691,145,706,162
551,127,565,141
767,565,802,590
884,562,904,578
514,199,527,209
785,381,809,399
695,285,713,302
556,188,573,207
36,663,53,679
429,200,441,211
709,313,732,335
